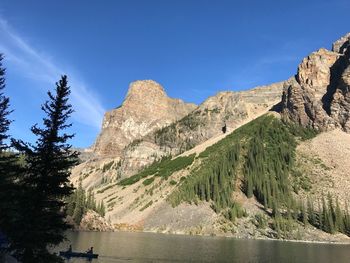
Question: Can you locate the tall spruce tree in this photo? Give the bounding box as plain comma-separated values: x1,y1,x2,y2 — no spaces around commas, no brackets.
72,180,86,225
0,53,11,224
0,53,21,248
0,54,11,150
12,75,78,262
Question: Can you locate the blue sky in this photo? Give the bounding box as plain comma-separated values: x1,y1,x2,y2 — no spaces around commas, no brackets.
0,0,349,148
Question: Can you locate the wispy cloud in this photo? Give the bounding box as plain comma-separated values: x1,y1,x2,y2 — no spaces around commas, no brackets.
0,18,105,129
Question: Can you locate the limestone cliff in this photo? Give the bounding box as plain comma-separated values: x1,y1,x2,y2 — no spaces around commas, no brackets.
117,82,284,177
281,33,350,131
93,80,196,156
71,80,284,189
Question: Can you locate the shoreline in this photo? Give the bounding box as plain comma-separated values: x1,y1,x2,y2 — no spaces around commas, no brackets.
72,228,350,245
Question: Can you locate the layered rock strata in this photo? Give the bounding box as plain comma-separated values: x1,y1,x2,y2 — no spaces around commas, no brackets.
281,33,350,131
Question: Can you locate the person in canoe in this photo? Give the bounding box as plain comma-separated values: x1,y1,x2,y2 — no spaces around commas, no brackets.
86,247,94,254
67,245,72,253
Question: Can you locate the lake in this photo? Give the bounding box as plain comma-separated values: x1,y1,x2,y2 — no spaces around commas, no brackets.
58,231,350,263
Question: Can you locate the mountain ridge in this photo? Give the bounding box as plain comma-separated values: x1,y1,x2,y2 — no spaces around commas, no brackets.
93,80,197,156
69,33,350,243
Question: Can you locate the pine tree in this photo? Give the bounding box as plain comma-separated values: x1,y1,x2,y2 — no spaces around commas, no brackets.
344,201,350,235
300,201,307,226
334,197,344,232
72,180,86,225
0,54,11,151
86,189,93,209
12,75,78,262
97,201,102,216
0,54,22,253
100,201,106,217
66,190,77,216
94,200,106,217
307,196,316,226
0,53,12,223
321,196,335,234
91,192,97,211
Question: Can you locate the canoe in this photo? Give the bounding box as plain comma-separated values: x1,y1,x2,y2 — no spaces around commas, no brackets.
59,251,98,259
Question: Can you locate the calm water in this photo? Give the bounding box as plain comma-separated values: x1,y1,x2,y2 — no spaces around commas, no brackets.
58,231,350,263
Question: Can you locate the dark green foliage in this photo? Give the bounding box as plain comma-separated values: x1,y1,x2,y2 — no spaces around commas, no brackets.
140,200,153,211
343,202,350,236
96,200,106,217
0,54,23,259
180,113,202,130
307,197,317,226
272,215,296,239
242,116,298,210
169,115,320,225
284,121,318,140
225,203,247,222
97,183,116,193
155,154,195,179
169,121,245,221
300,201,308,226
335,198,345,233
102,161,114,172
292,170,312,193
128,139,142,148
71,181,86,225
0,54,11,150
154,111,202,151
163,114,350,237
154,124,177,147
11,75,79,262
142,177,155,186
254,214,268,229
118,157,168,186
118,154,195,186
169,179,177,185
298,194,350,237
66,181,104,224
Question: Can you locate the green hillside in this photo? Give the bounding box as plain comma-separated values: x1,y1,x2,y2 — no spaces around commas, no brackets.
167,114,350,238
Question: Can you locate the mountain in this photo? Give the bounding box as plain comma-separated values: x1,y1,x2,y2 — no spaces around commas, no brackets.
71,80,283,189
281,32,350,131
93,80,197,156
69,33,350,242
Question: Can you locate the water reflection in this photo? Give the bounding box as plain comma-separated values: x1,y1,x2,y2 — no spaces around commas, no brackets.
57,231,350,263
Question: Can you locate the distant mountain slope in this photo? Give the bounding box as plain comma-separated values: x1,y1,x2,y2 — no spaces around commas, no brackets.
117,82,284,178
69,33,350,243
87,114,350,242
71,80,283,189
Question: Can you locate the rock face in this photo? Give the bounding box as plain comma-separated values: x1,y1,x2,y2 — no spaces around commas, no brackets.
74,33,350,191
68,33,350,243
93,80,196,156
114,81,284,178
330,63,350,131
80,210,114,231
281,33,350,131
71,80,284,189
332,33,350,54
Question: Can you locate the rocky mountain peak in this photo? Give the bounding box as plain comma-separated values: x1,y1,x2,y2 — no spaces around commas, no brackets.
92,80,196,156
332,32,350,54
281,33,350,131
124,80,167,105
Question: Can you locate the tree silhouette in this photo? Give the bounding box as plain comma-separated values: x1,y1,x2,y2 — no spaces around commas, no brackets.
0,54,22,254
12,75,78,262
